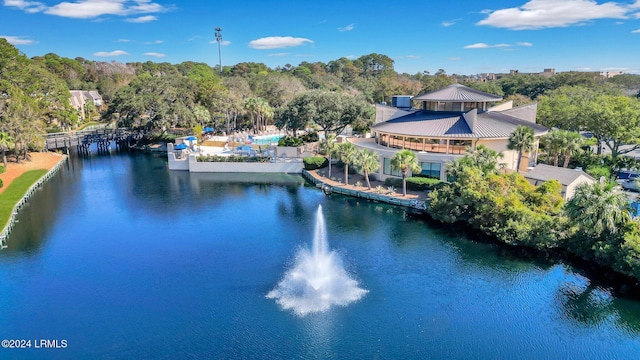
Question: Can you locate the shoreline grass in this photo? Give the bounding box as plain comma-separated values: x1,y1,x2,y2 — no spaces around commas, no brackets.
0,169,48,231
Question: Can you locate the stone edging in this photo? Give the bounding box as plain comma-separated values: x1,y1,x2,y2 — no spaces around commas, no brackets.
301,169,427,210
0,155,68,249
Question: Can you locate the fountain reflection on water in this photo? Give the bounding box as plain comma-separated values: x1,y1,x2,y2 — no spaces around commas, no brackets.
267,205,368,316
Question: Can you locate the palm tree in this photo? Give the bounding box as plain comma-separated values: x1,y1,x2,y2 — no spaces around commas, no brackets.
0,132,14,168
391,149,421,196
355,148,380,190
560,131,583,168
508,125,535,173
335,142,357,185
320,134,339,179
566,181,630,237
541,130,564,167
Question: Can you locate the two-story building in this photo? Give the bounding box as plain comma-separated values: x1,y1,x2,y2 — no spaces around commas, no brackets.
349,83,548,181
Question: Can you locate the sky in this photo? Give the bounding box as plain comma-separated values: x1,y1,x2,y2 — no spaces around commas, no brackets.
2,0,640,75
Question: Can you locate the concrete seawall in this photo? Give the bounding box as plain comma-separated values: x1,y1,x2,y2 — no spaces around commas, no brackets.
301,170,428,210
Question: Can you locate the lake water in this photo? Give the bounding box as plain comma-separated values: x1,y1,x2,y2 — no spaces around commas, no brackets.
1,150,640,359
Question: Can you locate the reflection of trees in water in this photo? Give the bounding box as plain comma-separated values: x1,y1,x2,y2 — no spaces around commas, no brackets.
276,186,307,221
556,279,640,334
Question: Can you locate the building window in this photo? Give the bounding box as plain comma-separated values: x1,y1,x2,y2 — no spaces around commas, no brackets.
419,162,441,179
383,158,401,177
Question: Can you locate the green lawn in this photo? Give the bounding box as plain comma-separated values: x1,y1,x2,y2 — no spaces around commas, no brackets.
76,122,100,131
0,169,48,231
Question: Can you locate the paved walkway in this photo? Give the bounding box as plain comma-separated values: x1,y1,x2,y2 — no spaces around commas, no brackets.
310,167,428,200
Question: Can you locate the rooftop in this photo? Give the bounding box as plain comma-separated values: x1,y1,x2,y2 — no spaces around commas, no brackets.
524,164,596,186
371,109,548,139
413,83,503,103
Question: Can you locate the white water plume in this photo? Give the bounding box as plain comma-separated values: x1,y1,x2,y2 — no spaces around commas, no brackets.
267,205,367,316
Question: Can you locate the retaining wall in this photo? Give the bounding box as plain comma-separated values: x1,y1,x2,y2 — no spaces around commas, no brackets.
0,154,68,248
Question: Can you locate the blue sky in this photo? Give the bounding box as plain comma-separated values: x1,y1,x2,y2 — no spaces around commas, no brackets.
2,0,640,75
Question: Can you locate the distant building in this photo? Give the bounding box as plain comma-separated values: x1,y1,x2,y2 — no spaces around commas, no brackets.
70,90,103,120
524,164,596,200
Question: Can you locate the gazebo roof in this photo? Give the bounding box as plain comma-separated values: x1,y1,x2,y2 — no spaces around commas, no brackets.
413,83,503,102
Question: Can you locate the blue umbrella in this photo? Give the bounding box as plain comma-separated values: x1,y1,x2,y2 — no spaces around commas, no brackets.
203,127,213,132
236,145,252,151
185,136,197,141
174,143,188,150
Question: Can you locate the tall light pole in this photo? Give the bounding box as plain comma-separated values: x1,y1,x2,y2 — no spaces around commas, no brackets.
215,27,222,74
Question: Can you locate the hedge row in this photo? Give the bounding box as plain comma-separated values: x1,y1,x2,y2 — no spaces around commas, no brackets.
384,177,443,191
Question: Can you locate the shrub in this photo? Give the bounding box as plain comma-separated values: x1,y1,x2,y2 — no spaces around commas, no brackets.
303,156,328,170
196,155,270,163
278,136,303,147
301,131,319,143
0,166,5,175
406,177,443,191
385,177,443,191
585,165,611,180
384,178,402,188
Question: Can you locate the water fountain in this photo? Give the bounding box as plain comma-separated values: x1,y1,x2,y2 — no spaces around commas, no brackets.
267,205,368,316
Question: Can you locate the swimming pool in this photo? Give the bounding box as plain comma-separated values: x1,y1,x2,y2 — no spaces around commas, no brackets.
251,134,283,145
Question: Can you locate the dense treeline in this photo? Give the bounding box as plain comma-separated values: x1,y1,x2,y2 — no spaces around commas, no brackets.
4,37,640,141
428,147,640,284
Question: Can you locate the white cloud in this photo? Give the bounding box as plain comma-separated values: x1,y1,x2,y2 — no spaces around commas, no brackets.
633,29,640,33
345,55,355,59
442,18,461,27
477,0,629,30
338,24,355,32
268,53,290,57
405,55,420,59
465,42,532,49
125,15,157,23
116,38,132,42
144,39,163,44
464,43,491,49
0,35,35,45
93,50,129,57
3,0,46,12
248,36,313,50
5,0,170,19
143,52,165,57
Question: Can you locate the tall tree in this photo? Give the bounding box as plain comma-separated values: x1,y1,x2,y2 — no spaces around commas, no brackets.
0,132,13,168
565,181,631,265
336,142,357,185
583,95,640,159
391,149,421,196
318,134,339,179
355,148,380,190
508,126,535,173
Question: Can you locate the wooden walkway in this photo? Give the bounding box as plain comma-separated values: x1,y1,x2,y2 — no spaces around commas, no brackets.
45,129,145,152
